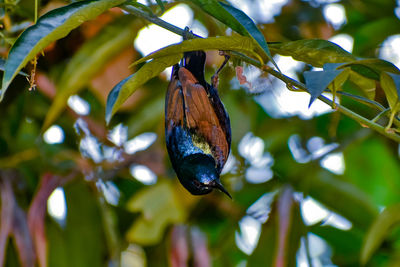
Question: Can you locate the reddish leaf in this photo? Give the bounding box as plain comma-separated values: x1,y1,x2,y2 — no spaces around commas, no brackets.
0,178,14,266
0,175,35,267
191,227,211,267
169,225,189,267
28,173,63,267
12,206,35,267
274,186,294,267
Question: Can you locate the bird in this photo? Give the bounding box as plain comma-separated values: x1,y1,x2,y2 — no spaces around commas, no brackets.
165,49,232,198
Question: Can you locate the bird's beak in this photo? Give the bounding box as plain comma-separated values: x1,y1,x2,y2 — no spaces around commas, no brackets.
213,180,232,199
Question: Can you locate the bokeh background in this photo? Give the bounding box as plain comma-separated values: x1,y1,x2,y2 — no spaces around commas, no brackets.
1,0,400,266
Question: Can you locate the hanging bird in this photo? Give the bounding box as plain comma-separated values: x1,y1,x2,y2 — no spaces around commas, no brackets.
165,49,231,197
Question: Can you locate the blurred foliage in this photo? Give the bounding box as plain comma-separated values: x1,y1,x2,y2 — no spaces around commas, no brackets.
1,0,400,266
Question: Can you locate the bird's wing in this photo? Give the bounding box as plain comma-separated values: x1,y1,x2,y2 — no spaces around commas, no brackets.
179,67,230,172
165,65,184,133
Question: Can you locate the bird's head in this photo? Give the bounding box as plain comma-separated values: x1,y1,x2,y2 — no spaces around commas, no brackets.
178,154,231,198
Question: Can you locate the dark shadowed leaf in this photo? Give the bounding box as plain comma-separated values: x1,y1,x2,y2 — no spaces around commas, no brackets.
0,0,126,101
106,54,181,124
42,15,140,130
268,39,356,67
340,59,400,81
361,204,400,265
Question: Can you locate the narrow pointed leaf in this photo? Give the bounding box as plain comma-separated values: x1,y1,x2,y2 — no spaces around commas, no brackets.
0,0,126,101
42,15,139,130
269,39,356,67
218,2,279,70
304,69,345,106
273,186,303,267
190,0,247,36
106,54,181,124
361,204,400,265
133,36,258,66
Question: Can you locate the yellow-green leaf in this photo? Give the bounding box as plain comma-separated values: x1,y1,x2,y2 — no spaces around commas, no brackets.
348,71,376,100
126,181,185,245
361,204,400,265
132,36,258,66
106,54,181,124
380,72,400,111
269,39,356,67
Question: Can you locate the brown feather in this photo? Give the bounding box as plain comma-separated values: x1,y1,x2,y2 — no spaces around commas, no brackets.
165,73,184,133
178,67,229,169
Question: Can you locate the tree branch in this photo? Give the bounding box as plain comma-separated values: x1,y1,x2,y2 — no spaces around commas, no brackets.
121,4,400,143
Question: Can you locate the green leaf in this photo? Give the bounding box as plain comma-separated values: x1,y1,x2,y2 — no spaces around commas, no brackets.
340,59,400,81
268,39,356,67
155,0,165,13
42,15,139,130
106,54,182,124
304,68,346,106
218,2,279,70
348,70,376,100
344,137,400,207
0,0,126,101
190,0,248,36
387,73,400,101
380,72,400,111
47,181,106,267
309,171,378,231
126,181,185,245
361,204,400,265
311,225,362,265
0,58,28,77
132,36,258,66
353,17,400,56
